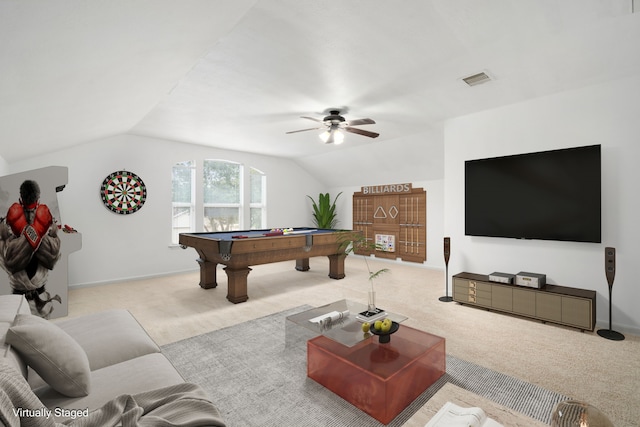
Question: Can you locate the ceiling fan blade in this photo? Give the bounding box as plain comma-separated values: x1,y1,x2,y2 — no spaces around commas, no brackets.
286,127,323,134
346,118,375,126
345,126,380,138
300,116,323,123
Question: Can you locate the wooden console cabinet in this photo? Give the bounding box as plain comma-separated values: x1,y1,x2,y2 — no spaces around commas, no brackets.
453,272,596,332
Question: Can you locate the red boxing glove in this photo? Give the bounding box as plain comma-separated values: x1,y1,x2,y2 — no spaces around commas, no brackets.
6,203,27,237
23,205,53,249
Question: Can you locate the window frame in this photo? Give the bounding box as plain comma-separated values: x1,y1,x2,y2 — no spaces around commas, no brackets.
171,159,267,245
203,159,243,232
171,160,196,244
249,166,267,229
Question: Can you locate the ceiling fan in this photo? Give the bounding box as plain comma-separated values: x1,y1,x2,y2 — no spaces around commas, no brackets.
286,110,379,144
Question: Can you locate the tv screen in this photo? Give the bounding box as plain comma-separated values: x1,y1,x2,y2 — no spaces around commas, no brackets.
465,145,601,243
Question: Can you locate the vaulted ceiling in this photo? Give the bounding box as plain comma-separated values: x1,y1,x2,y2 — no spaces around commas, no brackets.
1,1,639,186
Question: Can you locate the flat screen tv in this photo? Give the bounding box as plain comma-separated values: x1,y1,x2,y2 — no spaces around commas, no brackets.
465,144,601,243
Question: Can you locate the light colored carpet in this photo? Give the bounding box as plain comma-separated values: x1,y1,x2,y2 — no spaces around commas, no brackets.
160,305,569,426
67,256,640,426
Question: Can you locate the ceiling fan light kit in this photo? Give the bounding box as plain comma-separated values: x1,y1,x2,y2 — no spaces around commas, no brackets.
319,124,344,144
287,109,379,144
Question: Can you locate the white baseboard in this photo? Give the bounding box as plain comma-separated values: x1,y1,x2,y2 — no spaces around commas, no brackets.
69,268,199,289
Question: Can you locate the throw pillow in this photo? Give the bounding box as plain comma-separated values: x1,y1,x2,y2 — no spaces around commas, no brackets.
6,314,91,397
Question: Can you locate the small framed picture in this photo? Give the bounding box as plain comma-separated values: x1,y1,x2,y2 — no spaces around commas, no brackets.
375,234,395,252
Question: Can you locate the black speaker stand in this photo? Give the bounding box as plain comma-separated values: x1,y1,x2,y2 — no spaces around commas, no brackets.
597,284,624,341
439,264,453,302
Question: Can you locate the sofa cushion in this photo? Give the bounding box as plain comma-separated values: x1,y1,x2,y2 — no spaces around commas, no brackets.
0,295,31,323
6,314,91,398
35,352,185,422
0,345,27,381
1,295,31,379
54,309,161,371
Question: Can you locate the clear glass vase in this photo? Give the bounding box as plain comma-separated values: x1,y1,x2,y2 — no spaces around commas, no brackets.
368,290,376,313
551,400,614,427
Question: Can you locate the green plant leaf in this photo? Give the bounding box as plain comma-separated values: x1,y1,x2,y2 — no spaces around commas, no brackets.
369,268,390,281
307,192,342,229
335,230,390,291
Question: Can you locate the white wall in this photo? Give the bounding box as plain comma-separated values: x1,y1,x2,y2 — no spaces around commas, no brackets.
7,134,325,286
332,179,445,271
444,74,640,334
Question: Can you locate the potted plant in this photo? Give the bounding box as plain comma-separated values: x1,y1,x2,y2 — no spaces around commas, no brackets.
307,192,342,229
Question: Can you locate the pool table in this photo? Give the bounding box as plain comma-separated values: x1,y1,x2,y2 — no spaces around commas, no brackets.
179,228,352,303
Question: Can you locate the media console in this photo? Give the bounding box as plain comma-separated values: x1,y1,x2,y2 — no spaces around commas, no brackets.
453,272,596,332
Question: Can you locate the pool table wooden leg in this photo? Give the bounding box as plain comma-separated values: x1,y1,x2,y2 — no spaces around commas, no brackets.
295,258,310,271
196,258,218,289
327,254,346,279
224,266,251,303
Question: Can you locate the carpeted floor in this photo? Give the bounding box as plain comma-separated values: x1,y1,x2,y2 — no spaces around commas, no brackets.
67,257,640,426
161,306,569,427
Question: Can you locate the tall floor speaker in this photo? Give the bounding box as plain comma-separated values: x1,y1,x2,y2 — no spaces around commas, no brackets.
439,237,453,302
597,247,625,341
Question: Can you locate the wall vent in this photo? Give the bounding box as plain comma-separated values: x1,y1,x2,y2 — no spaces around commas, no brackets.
462,71,492,87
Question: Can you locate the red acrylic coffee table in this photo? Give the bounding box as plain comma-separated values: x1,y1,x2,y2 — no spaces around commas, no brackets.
307,324,445,424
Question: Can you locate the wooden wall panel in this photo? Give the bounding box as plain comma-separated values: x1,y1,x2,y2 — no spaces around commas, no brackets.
399,192,426,263
352,185,426,263
353,196,373,255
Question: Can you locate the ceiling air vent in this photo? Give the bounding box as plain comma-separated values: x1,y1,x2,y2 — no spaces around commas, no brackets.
462,71,492,87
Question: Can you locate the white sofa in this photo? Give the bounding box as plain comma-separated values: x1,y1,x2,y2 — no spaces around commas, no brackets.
1,294,225,425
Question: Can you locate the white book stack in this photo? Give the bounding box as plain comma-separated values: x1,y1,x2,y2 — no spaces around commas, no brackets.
425,402,504,427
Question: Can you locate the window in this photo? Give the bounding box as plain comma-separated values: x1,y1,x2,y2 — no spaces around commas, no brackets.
171,159,266,244
250,167,266,229
203,159,241,232
171,161,195,243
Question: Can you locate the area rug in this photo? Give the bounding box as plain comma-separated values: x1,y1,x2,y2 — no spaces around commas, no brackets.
162,306,568,426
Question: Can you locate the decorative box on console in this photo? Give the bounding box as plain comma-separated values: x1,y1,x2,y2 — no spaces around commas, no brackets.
516,272,546,289
489,272,515,284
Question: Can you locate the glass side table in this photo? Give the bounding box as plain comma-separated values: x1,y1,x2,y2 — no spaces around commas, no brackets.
286,299,408,348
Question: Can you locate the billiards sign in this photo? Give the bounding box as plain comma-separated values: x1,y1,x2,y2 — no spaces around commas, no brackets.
100,171,147,214
361,183,412,195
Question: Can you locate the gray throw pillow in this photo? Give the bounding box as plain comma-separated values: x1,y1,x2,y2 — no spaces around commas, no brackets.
6,314,91,397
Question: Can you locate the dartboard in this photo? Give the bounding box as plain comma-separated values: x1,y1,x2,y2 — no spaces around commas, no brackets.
100,171,147,214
